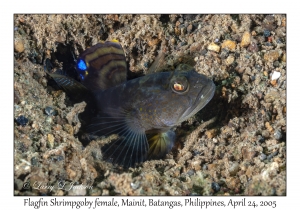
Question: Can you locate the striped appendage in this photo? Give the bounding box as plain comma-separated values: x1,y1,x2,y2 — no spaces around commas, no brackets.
76,41,127,91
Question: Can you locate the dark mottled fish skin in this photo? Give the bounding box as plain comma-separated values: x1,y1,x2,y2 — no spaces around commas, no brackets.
47,41,215,168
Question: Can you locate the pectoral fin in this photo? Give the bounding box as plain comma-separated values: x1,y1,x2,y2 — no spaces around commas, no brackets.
100,129,148,168
147,130,176,160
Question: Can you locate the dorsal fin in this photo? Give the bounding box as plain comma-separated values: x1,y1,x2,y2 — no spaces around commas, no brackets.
76,41,127,91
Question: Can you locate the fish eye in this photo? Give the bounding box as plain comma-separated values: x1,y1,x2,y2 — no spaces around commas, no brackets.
170,75,189,94
173,82,185,91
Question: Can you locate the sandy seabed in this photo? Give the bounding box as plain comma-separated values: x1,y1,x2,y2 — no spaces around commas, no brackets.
14,14,286,196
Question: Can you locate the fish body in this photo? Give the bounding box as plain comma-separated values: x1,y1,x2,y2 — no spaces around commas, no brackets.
48,41,215,168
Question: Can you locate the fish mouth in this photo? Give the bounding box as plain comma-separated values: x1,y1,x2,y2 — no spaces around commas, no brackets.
180,78,215,123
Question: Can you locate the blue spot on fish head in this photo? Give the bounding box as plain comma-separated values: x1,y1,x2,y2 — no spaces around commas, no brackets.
77,59,87,71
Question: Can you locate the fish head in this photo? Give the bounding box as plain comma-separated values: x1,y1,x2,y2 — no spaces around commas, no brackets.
123,68,215,131
177,69,215,122
157,68,215,127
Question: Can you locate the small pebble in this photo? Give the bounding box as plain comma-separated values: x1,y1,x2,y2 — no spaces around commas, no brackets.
174,27,180,35
187,170,195,176
263,30,271,37
265,42,272,46
180,41,187,46
207,43,220,52
271,150,279,157
271,71,281,81
89,187,101,196
282,53,286,62
274,130,282,140
267,151,278,161
200,49,207,55
260,153,267,161
207,164,216,171
187,24,193,33
241,31,251,47
221,40,236,51
212,138,218,143
148,38,159,47
45,106,57,116
130,182,140,190
262,130,270,138
228,162,239,176
270,80,277,86
211,182,220,192
14,39,25,53
170,38,176,45
55,190,64,196
268,37,274,44
188,36,194,45
56,155,64,161
31,157,39,166
263,15,276,30
14,179,24,191
205,129,217,139
220,49,229,59
64,124,74,135
45,116,53,124
226,55,235,66
276,38,282,44
255,64,262,71
256,91,263,99
14,105,21,112
47,134,55,148
257,135,265,143
265,122,274,132
68,185,86,196
247,41,259,52
250,76,256,81
16,115,28,126
273,61,280,67
102,189,109,195
264,50,280,62
192,150,201,156
242,74,249,83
